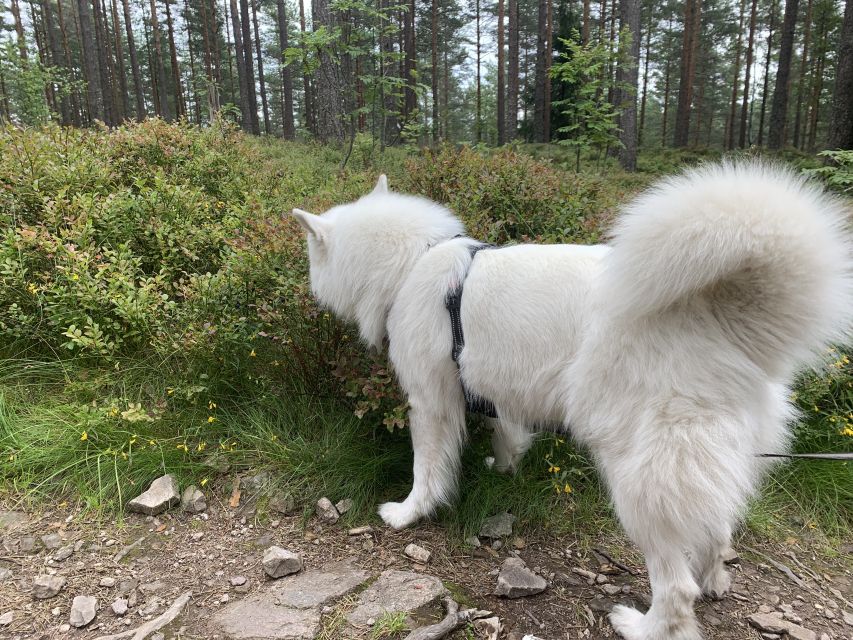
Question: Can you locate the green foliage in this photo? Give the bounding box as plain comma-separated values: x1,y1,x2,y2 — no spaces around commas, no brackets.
805,150,853,194
0,42,72,126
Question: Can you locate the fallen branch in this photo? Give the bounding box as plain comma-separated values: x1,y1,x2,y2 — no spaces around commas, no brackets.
593,548,638,576
93,591,192,640
742,545,806,589
403,597,492,640
112,536,147,564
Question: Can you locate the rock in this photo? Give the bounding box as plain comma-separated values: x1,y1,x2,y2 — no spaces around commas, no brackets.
315,498,339,524
494,558,547,598
242,471,272,492
41,533,62,550
70,595,97,628
479,512,516,539
211,561,368,639
59,624,71,633
32,575,66,599
0,511,26,530
602,584,623,596
127,474,180,516
334,499,353,515
181,485,207,513
111,598,128,616
347,570,446,626
0,567,12,581
843,610,853,627
54,544,74,562
473,616,501,640
230,576,247,587
348,526,373,536
269,492,296,515
262,546,303,579
747,612,817,640
465,536,481,548
0,612,12,626
99,577,116,588
19,536,37,553
404,543,431,563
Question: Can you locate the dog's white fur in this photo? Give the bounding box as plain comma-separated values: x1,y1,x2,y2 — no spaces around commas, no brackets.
293,163,853,640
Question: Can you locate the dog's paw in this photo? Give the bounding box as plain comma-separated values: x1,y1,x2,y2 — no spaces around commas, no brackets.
701,566,732,600
609,605,646,640
378,501,419,529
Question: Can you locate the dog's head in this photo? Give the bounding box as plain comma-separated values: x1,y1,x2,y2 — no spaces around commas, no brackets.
292,176,463,349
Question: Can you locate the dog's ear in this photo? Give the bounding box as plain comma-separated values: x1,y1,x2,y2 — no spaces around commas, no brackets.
291,208,331,242
372,174,389,195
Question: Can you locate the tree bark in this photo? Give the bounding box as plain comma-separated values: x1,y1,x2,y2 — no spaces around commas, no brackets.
42,0,73,124
276,0,295,138
11,0,29,61
229,0,251,130
738,0,758,147
757,0,776,145
793,0,813,148
661,16,673,146
726,0,746,149
251,0,270,134
673,0,701,147
533,0,548,142
119,0,145,120
311,0,345,142
239,0,260,133
582,0,590,44
77,0,103,122
94,0,118,124
767,0,799,149
617,0,640,170
827,0,853,149
507,0,518,140
403,0,416,122
109,0,130,121
431,0,439,143
298,0,313,132
638,4,651,146
497,0,506,144
164,0,184,119
149,0,172,120
475,0,481,142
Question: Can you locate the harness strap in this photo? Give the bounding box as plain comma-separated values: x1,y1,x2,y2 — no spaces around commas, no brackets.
445,242,498,418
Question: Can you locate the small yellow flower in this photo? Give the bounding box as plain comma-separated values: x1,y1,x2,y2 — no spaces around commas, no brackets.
197,441,207,452
200,477,209,487
548,465,560,473
841,427,853,437
121,452,128,459
71,273,79,281
208,401,217,409
207,416,216,423
27,282,38,294
177,443,189,452
249,349,257,357
563,483,572,494
80,431,88,441
148,439,157,446
167,388,175,396
129,434,138,445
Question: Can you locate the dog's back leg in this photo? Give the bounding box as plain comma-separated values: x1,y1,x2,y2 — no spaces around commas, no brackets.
378,399,467,529
489,417,535,473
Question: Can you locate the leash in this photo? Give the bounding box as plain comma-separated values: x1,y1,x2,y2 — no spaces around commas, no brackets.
757,452,853,461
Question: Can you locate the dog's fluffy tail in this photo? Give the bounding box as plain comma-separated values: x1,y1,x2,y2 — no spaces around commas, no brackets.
601,161,853,377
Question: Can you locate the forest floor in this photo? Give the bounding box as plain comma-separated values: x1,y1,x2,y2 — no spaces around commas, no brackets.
1,480,851,640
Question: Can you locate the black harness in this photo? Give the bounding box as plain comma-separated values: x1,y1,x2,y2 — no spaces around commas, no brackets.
444,241,498,418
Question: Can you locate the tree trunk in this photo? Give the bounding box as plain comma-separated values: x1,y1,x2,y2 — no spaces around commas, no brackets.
251,0,270,134
507,0,519,140
475,0,481,142
793,0,813,148
738,0,758,147
11,0,29,61
94,0,117,125
77,0,103,123
149,0,172,120
55,0,82,125
184,1,201,123
379,0,398,145
533,0,548,142
757,0,776,145
673,0,701,147
223,0,237,103
164,0,184,119
582,0,590,44
110,0,130,122
229,0,251,130
276,0,295,138
726,0,746,149
544,0,552,140
827,0,853,149
805,11,827,151
661,16,673,146
431,0,439,143
42,0,73,124
638,4,651,146
240,0,260,133
497,0,506,144
617,0,640,170
298,0,313,133
311,0,345,142
404,0,416,122
767,0,799,149
120,0,146,120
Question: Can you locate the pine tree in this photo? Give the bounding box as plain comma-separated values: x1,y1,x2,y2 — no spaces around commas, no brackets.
827,0,853,149
767,0,799,149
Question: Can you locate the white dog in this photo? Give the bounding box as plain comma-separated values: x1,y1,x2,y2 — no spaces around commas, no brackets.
293,164,852,640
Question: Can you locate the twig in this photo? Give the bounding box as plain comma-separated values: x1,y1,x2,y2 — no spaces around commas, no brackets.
782,551,821,582
112,536,147,564
742,545,806,588
403,597,492,640
592,548,638,576
92,591,191,640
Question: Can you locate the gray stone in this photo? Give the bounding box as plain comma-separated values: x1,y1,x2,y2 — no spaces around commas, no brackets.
111,598,128,616
494,558,547,599
263,546,303,579
479,512,516,539
747,612,817,640
127,474,180,516
270,561,369,609
334,499,353,515
315,498,339,524
212,598,320,639
269,493,297,515
602,584,623,596
843,610,853,627
41,533,62,550
181,485,207,513
53,544,74,562
0,511,26,530
19,536,37,552
70,595,97,628
0,567,12,581
32,575,66,599
99,577,116,588
465,536,481,548
473,616,501,640
404,543,431,563
0,612,12,626
347,570,446,627
230,576,247,587
242,471,272,492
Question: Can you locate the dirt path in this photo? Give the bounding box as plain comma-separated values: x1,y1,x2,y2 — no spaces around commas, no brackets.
1,482,851,640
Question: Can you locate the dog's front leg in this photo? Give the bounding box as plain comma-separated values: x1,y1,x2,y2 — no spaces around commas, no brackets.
378,401,466,529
